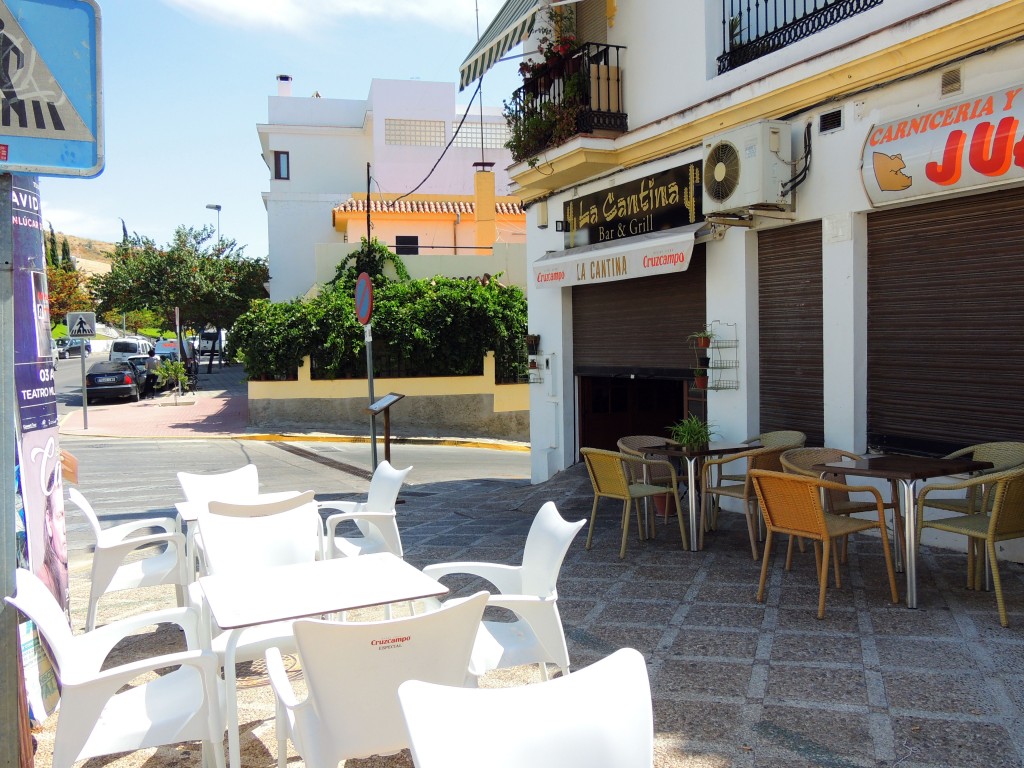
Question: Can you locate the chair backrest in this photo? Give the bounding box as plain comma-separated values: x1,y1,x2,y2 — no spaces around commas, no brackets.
986,467,1024,537
5,569,75,674
398,647,653,768
292,591,489,762
519,501,586,597
749,469,829,539
177,464,259,504
581,448,630,498
66,487,104,540
365,461,413,513
747,445,793,476
758,430,807,449
780,447,864,508
200,490,320,574
946,442,1024,474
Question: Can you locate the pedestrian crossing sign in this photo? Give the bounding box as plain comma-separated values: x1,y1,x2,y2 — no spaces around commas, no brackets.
0,0,102,177
67,311,94,337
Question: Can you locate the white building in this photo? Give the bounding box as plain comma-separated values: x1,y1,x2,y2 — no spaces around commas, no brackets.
463,0,1024,487
257,77,523,301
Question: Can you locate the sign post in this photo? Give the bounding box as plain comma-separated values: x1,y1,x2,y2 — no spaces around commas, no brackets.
354,273,378,469
67,311,94,429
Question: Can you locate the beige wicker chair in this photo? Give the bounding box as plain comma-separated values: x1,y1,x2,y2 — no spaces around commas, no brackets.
617,435,681,524
922,442,1024,517
780,447,902,563
750,470,899,619
701,445,795,559
719,431,806,484
581,448,687,559
917,466,1024,627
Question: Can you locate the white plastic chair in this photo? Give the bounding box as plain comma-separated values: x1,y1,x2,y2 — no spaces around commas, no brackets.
176,463,260,504
399,647,653,768
423,501,585,681
265,590,489,768
67,487,188,631
192,490,323,667
4,568,225,768
322,460,411,559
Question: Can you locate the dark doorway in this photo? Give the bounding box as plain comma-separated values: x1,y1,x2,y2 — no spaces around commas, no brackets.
578,376,699,452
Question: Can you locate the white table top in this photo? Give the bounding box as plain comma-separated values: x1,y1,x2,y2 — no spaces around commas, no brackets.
197,553,448,629
175,490,307,522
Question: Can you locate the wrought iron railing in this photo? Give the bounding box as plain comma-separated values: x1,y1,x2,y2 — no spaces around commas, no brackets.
717,0,884,74
505,43,627,164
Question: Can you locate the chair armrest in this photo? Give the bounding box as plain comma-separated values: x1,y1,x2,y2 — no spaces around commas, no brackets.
60,648,217,694
422,562,521,595
319,501,363,520
95,531,185,558
100,517,180,543
486,594,554,612
266,647,306,712
74,606,202,671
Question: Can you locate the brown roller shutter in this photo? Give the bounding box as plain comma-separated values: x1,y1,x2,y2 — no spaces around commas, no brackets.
867,186,1024,455
572,246,706,376
758,222,824,445
575,0,608,46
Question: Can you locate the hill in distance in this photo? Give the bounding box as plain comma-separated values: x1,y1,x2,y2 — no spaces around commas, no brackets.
55,232,115,276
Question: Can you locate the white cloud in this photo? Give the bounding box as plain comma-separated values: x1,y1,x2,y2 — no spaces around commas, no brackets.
161,0,506,34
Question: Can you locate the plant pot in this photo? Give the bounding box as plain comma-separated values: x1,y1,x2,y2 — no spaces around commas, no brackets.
696,337,711,349
694,376,708,389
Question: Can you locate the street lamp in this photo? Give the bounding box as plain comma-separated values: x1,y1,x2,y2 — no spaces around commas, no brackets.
206,203,222,243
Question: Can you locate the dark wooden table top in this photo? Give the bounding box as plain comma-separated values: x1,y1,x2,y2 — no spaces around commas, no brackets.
640,440,752,460
811,454,993,482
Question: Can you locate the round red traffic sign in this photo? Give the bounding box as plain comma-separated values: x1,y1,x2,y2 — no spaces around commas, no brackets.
355,272,374,325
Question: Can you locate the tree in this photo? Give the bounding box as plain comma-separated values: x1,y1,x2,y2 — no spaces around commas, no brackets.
47,265,93,327
60,236,73,270
46,222,58,267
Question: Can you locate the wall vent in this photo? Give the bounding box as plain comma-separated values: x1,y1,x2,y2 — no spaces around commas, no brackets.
818,109,843,134
941,68,962,96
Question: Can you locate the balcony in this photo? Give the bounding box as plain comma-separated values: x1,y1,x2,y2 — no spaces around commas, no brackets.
504,43,627,166
717,0,884,74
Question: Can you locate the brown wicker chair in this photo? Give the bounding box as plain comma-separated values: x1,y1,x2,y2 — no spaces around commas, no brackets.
922,442,1024,518
917,466,1024,626
701,445,795,559
581,448,687,559
749,470,899,619
718,431,806,484
780,447,902,563
617,435,681,524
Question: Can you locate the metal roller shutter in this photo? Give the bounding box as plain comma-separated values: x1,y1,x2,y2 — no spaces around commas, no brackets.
572,246,706,376
575,0,608,46
867,186,1024,456
758,222,824,445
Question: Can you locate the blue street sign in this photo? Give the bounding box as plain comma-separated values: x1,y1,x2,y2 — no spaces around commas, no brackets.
0,0,102,177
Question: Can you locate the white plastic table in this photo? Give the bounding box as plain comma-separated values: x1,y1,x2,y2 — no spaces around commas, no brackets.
198,552,449,768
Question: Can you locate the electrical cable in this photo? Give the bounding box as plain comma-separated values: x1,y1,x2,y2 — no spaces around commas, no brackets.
781,122,812,196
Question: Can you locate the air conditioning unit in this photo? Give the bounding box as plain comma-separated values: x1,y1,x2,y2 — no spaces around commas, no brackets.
703,120,794,215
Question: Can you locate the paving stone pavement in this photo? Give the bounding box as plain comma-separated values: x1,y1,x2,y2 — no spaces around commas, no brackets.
33,459,1024,768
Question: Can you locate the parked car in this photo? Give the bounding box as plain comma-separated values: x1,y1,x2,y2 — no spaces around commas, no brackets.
108,337,153,363
198,329,226,354
50,339,58,367
56,337,91,359
85,360,141,404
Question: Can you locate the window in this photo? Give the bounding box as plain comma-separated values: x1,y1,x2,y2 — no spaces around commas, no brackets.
385,119,445,146
274,151,289,180
453,121,511,149
395,236,419,255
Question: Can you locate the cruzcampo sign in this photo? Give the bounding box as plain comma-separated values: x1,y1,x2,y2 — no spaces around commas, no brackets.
861,84,1024,207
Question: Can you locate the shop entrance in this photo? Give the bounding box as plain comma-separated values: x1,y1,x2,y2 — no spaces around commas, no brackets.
578,376,700,452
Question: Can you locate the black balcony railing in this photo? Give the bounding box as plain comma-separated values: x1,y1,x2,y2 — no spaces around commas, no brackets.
717,0,883,74
504,43,627,164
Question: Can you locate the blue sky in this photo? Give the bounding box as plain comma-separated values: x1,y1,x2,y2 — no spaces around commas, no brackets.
40,0,521,259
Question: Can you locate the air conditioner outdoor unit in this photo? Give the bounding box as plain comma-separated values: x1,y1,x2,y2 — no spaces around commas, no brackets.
703,120,794,215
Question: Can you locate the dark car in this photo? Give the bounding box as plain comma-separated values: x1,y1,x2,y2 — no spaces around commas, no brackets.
85,360,141,404
56,337,92,359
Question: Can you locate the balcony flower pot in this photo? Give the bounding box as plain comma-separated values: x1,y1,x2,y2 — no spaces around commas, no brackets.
693,369,708,389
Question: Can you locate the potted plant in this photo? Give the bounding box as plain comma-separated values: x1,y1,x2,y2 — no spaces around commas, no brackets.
687,327,715,349
669,415,715,451
693,368,708,389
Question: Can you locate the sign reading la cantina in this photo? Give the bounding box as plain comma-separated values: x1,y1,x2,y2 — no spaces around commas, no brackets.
533,229,694,289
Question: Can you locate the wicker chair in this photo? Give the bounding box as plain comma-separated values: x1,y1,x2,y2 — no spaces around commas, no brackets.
581,448,687,559
780,447,902,563
749,470,899,619
719,431,807,484
617,435,681,524
917,466,1024,626
922,442,1024,518
701,445,795,559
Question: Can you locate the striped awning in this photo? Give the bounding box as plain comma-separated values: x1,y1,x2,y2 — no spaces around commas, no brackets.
459,0,541,90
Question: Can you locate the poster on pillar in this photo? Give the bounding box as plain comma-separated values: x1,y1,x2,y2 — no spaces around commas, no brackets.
11,173,65,721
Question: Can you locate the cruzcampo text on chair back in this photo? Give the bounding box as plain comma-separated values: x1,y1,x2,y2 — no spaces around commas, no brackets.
6,569,76,674
398,647,654,768
286,591,489,764
177,463,259,503
365,460,412,512
519,501,586,598
581,448,630,498
749,470,830,539
759,431,807,449
201,490,319,574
